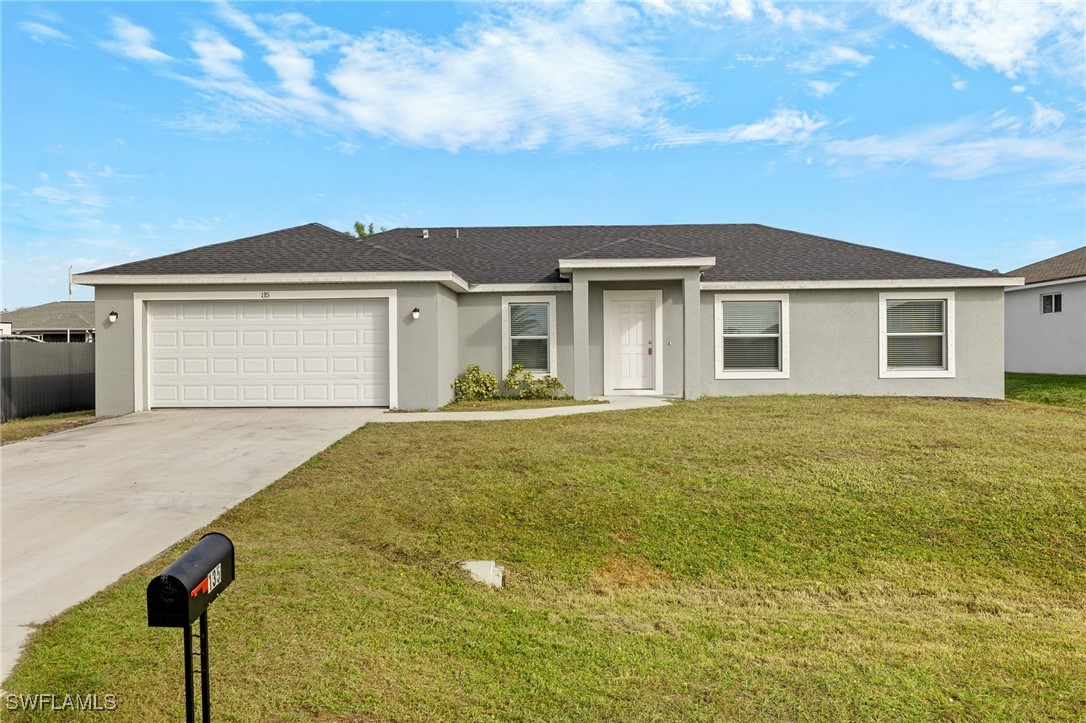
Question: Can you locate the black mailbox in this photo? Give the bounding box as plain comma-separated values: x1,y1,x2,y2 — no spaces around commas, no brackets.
148,532,235,628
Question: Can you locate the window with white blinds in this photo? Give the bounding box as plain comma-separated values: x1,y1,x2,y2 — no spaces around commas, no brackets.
879,293,955,378
502,296,557,376
714,294,790,379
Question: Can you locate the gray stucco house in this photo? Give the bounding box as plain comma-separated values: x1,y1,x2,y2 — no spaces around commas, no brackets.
74,223,1021,415
1005,245,1086,375
0,301,96,342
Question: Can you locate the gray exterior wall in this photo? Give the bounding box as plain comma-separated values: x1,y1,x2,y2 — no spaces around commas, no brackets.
395,283,455,410
700,287,1006,398
92,282,451,416
95,287,136,416
92,280,1009,417
457,292,575,391
1005,280,1086,374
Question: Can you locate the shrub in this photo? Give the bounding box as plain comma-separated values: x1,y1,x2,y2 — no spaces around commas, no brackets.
503,364,566,399
452,364,499,402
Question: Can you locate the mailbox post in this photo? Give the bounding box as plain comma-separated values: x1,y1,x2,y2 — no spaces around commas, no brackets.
148,533,235,723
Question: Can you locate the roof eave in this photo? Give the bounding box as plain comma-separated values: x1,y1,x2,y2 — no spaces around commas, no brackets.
72,271,472,293
701,277,1022,290
558,256,717,275
1004,274,1086,291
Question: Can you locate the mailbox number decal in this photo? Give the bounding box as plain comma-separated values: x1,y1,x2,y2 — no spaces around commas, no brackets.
190,563,223,598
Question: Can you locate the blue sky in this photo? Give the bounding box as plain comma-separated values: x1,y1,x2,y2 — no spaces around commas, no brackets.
3,1,1084,308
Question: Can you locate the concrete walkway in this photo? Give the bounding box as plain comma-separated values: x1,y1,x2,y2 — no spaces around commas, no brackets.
374,395,671,423
1,408,381,682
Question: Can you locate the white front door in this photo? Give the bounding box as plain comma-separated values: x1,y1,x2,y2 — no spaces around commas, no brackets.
604,291,661,394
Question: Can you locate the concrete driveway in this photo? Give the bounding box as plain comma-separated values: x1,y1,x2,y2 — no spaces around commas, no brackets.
1,408,382,682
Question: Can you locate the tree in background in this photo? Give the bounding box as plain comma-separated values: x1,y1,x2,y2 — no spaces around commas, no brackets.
352,221,386,238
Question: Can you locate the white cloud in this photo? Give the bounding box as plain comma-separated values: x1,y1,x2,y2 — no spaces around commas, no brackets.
735,53,775,64
883,1,1086,78
823,114,1082,181
190,29,247,81
808,80,840,97
792,45,873,73
660,108,827,147
31,186,72,204
642,0,835,29
760,1,839,31
17,21,71,44
640,0,755,22
148,4,694,151
326,6,692,151
1011,84,1026,93
952,79,968,91
171,217,221,232
101,17,173,63
1029,100,1066,131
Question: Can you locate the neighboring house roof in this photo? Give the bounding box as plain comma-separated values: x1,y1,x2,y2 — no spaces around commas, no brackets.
1007,246,1086,285
81,222,1005,285
0,301,95,331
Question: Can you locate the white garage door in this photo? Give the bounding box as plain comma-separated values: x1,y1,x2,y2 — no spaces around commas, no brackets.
148,299,389,407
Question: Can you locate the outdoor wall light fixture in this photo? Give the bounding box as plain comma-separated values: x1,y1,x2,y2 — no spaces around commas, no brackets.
107,311,119,323
411,307,421,320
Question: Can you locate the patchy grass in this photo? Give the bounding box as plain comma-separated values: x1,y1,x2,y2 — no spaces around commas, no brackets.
1006,371,1086,410
0,410,96,445
5,396,1086,720
440,397,603,412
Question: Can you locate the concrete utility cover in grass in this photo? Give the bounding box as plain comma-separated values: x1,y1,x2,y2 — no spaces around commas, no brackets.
460,560,504,588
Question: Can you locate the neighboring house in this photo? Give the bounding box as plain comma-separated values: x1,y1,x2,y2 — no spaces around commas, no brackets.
1004,246,1086,375
74,223,1021,415
0,301,96,343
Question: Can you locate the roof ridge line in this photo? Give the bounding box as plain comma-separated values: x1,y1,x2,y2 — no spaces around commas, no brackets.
359,240,449,274
568,236,705,259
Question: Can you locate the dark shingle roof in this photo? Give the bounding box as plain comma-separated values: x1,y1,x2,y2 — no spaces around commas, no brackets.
1007,246,1086,285
84,222,1003,284
82,223,440,276
1,301,95,331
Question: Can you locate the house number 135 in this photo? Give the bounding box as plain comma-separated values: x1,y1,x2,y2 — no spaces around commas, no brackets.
260,291,271,299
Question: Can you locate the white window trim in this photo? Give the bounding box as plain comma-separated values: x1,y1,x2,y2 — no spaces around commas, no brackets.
879,291,955,379
714,293,790,380
501,295,557,378
1040,292,1062,315
132,288,398,412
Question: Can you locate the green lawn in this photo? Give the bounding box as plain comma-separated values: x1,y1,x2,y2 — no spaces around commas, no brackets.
5,396,1085,720
1006,371,1086,410
0,410,96,445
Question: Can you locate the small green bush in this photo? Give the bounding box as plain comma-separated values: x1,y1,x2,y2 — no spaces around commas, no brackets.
503,364,566,399
452,364,499,402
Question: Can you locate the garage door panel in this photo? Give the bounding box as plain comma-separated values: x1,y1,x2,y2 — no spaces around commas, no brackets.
303,357,328,373
212,331,238,347
182,331,208,348
212,358,238,374
182,304,208,321
212,386,238,401
241,330,267,347
149,299,389,408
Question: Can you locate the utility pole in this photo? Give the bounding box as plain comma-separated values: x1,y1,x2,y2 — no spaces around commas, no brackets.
68,265,73,302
